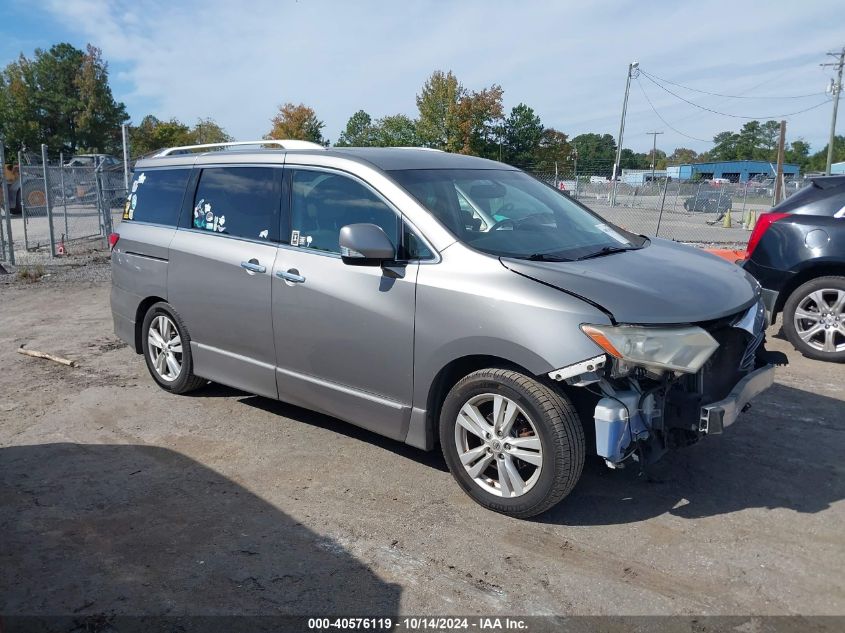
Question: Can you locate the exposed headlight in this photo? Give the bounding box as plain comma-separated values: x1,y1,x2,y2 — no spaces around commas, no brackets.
580,323,719,374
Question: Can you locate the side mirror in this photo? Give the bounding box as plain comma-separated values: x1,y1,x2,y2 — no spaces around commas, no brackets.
339,223,395,266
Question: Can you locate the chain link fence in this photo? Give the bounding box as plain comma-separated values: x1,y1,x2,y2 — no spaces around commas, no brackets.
1,142,126,266
530,169,806,248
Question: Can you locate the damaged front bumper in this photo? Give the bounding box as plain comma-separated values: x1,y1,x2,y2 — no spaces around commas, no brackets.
698,364,775,435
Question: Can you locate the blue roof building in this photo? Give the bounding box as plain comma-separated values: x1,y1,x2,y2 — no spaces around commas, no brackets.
665,160,800,183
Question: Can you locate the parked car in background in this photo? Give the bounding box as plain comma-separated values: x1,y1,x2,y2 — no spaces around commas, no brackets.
683,190,733,213
111,140,779,518
743,175,845,362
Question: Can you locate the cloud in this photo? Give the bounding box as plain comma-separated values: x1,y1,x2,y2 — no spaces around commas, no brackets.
39,0,844,153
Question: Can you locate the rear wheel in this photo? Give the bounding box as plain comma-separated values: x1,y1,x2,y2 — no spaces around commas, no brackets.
783,276,845,362
439,368,584,518
141,302,207,393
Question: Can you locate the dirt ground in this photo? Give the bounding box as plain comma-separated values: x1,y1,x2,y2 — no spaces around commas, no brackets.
1,268,843,619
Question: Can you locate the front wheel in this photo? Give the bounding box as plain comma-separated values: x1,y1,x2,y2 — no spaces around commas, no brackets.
782,276,845,362
141,302,207,393
439,369,585,518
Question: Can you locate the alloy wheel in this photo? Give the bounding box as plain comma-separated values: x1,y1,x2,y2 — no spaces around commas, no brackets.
454,393,542,498
147,315,183,382
793,289,845,354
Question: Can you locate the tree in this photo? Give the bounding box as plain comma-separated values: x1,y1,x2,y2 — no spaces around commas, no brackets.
74,45,129,152
785,139,811,170
372,114,420,146
667,147,699,164
710,131,739,161
128,115,192,156
808,135,845,172
415,70,462,150
0,42,127,156
503,103,543,167
191,118,232,145
266,103,326,145
336,110,375,147
619,148,650,170
452,84,503,157
531,128,572,172
127,115,231,156
571,133,616,177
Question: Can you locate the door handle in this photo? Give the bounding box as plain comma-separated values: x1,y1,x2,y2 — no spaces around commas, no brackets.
276,269,306,284
241,260,266,274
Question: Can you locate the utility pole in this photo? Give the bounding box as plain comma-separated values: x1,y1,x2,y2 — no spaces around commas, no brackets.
822,47,844,176
646,131,663,183
611,61,639,206
774,120,786,205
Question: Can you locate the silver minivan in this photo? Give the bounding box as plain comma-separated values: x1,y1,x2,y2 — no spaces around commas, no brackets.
111,140,780,518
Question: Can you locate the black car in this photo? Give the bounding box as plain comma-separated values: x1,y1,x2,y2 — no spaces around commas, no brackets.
743,175,845,362
683,190,733,213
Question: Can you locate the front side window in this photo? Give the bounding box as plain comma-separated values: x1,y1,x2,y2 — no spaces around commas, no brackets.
123,168,190,226
191,167,281,241
390,169,647,261
290,169,399,254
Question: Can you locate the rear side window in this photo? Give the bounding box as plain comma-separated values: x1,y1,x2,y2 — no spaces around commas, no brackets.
124,168,190,226
191,167,281,242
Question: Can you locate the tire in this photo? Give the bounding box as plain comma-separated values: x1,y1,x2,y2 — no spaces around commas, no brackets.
140,302,207,393
782,276,845,363
21,180,47,215
439,368,585,518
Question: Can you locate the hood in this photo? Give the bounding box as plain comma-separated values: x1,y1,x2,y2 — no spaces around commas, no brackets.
501,238,759,324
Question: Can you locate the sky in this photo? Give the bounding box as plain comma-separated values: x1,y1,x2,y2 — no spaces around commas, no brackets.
1,0,843,155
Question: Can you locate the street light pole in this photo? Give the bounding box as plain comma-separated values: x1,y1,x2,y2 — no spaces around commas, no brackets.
611,62,639,206
822,48,844,176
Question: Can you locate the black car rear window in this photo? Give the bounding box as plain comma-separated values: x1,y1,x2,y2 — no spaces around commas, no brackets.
772,176,845,216
123,168,190,226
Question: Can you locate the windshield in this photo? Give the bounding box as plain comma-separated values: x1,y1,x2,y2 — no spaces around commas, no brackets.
389,168,647,260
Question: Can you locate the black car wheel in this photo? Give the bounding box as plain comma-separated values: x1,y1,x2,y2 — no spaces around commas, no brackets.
141,302,208,393
783,276,845,362
439,368,585,518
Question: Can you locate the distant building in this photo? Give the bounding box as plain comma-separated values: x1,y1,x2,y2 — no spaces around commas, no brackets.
831,161,845,175
620,169,667,185
665,160,800,183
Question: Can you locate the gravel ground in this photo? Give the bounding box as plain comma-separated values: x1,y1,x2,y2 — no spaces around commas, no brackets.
1,270,843,622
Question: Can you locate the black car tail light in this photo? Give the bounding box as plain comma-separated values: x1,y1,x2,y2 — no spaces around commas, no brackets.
745,212,788,259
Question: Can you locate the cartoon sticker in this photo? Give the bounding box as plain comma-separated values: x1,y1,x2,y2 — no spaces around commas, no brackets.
305,235,313,247
259,229,269,239
193,199,208,228
291,230,300,247
137,172,146,185
130,194,137,210
123,199,131,220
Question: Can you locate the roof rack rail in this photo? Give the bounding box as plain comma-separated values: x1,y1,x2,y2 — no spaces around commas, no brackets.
154,139,324,157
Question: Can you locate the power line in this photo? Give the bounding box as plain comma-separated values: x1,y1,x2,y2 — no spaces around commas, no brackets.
640,72,831,120
635,78,712,142
639,69,823,100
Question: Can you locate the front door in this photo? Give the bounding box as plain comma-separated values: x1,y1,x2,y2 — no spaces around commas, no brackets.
271,168,418,439
168,165,283,398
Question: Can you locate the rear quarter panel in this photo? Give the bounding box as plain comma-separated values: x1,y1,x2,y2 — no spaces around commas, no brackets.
110,222,175,348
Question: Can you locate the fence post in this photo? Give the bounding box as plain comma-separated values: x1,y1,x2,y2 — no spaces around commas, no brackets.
59,152,69,241
0,140,15,265
741,182,749,225
122,123,130,196
18,151,31,252
41,144,57,257
671,180,680,212
655,177,669,236
95,160,113,243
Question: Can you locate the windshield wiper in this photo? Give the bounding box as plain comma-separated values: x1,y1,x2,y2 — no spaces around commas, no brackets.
576,245,635,261
525,252,572,262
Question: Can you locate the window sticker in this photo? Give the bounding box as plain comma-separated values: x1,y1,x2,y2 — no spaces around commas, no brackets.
259,229,269,239
123,199,131,220
291,229,300,246
595,223,630,245
305,235,313,247
192,199,226,232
